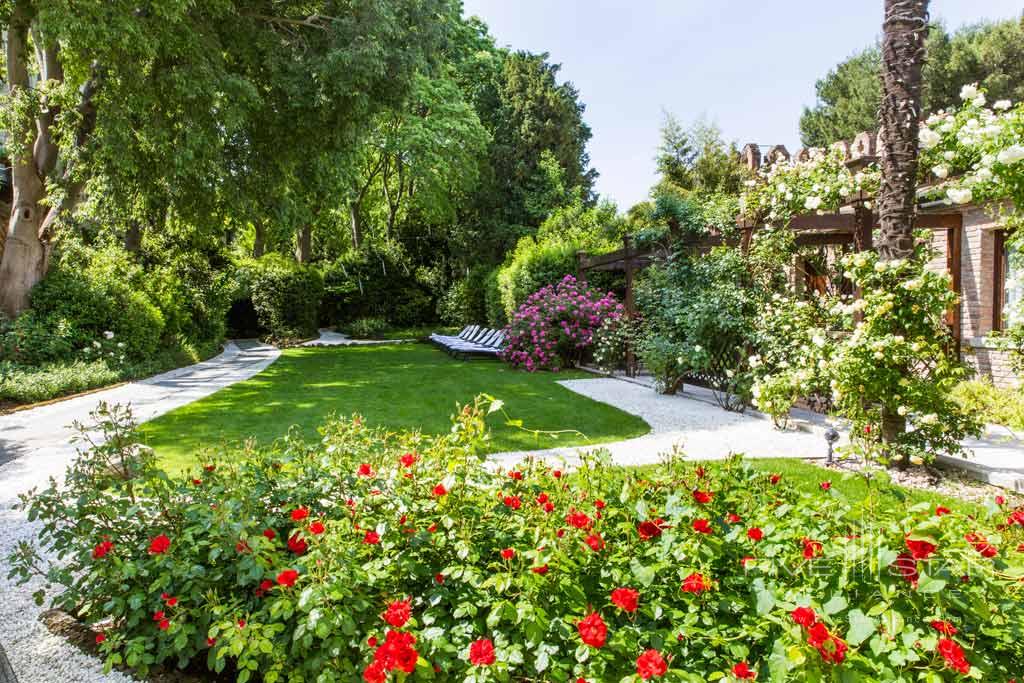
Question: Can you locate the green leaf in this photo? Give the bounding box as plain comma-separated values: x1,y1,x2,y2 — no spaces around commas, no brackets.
756,589,775,616
916,573,947,594
822,595,848,615
630,559,656,587
846,609,875,646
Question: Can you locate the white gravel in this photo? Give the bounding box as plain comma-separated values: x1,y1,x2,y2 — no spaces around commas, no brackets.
0,341,279,683
490,377,843,467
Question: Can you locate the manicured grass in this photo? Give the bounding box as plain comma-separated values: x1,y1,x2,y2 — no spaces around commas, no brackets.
746,458,986,513
141,343,650,472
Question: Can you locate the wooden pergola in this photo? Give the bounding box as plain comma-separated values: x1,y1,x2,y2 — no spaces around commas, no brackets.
577,199,968,374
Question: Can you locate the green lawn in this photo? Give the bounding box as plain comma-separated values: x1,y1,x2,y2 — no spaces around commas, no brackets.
141,343,650,471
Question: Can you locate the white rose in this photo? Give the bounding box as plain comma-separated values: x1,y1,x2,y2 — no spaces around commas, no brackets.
918,127,941,149
960,83,979,101
947,187,973,204
812,334,827,348
897,405,908,416
931,165,949,179
943,151,956,161
993,99,1012,110
972,93,986,107
997,144,1024,165
804,196,822,210
103,330,115,340
974,167,993,183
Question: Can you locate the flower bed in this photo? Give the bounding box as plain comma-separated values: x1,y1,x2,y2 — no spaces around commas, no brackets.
10,400,1024,682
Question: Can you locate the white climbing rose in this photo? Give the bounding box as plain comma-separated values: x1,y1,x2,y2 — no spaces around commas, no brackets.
943,151,956,161
997,145,1024,165
931,165,949,179
947,187,973,204
918,127,941,149
960,84,979,101
993,99,1012,110
804,196,822,210
103,330,114,340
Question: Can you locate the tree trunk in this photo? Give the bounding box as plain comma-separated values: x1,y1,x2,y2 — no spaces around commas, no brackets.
878,0,928,261
0,190,48,317
295,224,312,263
877,0,930,466
253,221,266,258
124,222,143,254
349,201,363,249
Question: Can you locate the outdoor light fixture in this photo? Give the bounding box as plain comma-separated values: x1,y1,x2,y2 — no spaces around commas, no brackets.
824,427,840,466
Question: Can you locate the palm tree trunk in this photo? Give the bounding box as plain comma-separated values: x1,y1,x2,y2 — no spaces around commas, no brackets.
878,0,930,468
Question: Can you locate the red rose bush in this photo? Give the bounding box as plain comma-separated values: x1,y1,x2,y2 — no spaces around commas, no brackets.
9,400,1024,681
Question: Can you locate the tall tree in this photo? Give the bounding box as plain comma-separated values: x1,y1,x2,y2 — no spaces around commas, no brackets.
800,14,1024,146
877,0,930,463
877,0,929,262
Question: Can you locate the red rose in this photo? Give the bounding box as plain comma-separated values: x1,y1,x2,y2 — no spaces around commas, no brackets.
368,636,378,647
362,661,386,683
191,478,202,486
905,537,937,559
399,453,417,467
937,638,970,674
435,573,444,584
503,495,522,509
468,638,496,666
153,610,165,621
263,528,276,540
692,519,713,534
544,501,555,513
148,534,170,555
309,520,325,535
692,490,713,504
235,540,250,553
695,466,706,478
636,649,667,679
726,512,742,524
162,593,177,607
747,527,764,541
291,506,309,521
432,483,447,497
357,463,373,477
92,540,114,560
935,506,952,516
207,637,216,646
996,495,1006,506
383,598,412,627
536,493,549,504
274,569,298,587
769,473,782,485
95,633,106,644
681,572,710,594
584,533,604,551
577,612,607,648
565,510,592,529
255,579,273,596
637,519,667,540
820,481,831,491
807,622,847,664
427,523,438,533
892,552,920,585
204,464,216,472
741,555,755,568
594,499,606,509
610,587,639,612
157,618,170,631
552,469,562,479
791,606,817,627
238,619,246,629
372,629,418,674
930,620,957,635
965,532,998,558
531,564,549,575
732,661,756,680
508,470,523,480
287,533,308,554
500,547,515,560
363,531,381,545
801,537,823,559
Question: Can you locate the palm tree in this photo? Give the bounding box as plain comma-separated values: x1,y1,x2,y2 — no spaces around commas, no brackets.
877,0,930,465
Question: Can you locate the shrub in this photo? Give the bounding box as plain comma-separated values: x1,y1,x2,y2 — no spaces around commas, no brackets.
347,317,389,339
951,377,1024,430
13,400,1024,682
0,359,121,403
483,267,505,328
322,249,436,328
26,248,165,359
0,309,74,364
502,275,623,371
245,255,324,341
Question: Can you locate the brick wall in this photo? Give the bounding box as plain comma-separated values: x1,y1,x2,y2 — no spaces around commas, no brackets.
922,203,1020,387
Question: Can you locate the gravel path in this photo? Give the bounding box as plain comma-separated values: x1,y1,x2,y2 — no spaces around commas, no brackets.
490,377,842,467
0,341,279,683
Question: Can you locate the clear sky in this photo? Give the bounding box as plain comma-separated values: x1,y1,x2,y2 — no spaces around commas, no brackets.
461,0,1024,209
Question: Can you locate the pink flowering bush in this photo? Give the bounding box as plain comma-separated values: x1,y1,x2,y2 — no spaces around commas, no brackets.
501,275,624,371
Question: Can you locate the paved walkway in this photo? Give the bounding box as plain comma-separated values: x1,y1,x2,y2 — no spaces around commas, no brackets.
0,341,279,683
491,378,839,468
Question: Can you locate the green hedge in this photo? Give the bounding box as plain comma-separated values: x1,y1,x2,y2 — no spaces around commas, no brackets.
242,255,324,341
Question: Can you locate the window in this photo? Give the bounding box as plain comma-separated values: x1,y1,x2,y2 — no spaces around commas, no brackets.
993,230,1024,331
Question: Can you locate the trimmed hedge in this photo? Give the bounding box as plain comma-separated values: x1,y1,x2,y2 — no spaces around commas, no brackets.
242,255,324,341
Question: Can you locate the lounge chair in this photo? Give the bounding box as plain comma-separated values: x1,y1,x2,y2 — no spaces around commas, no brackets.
450,330,506,359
